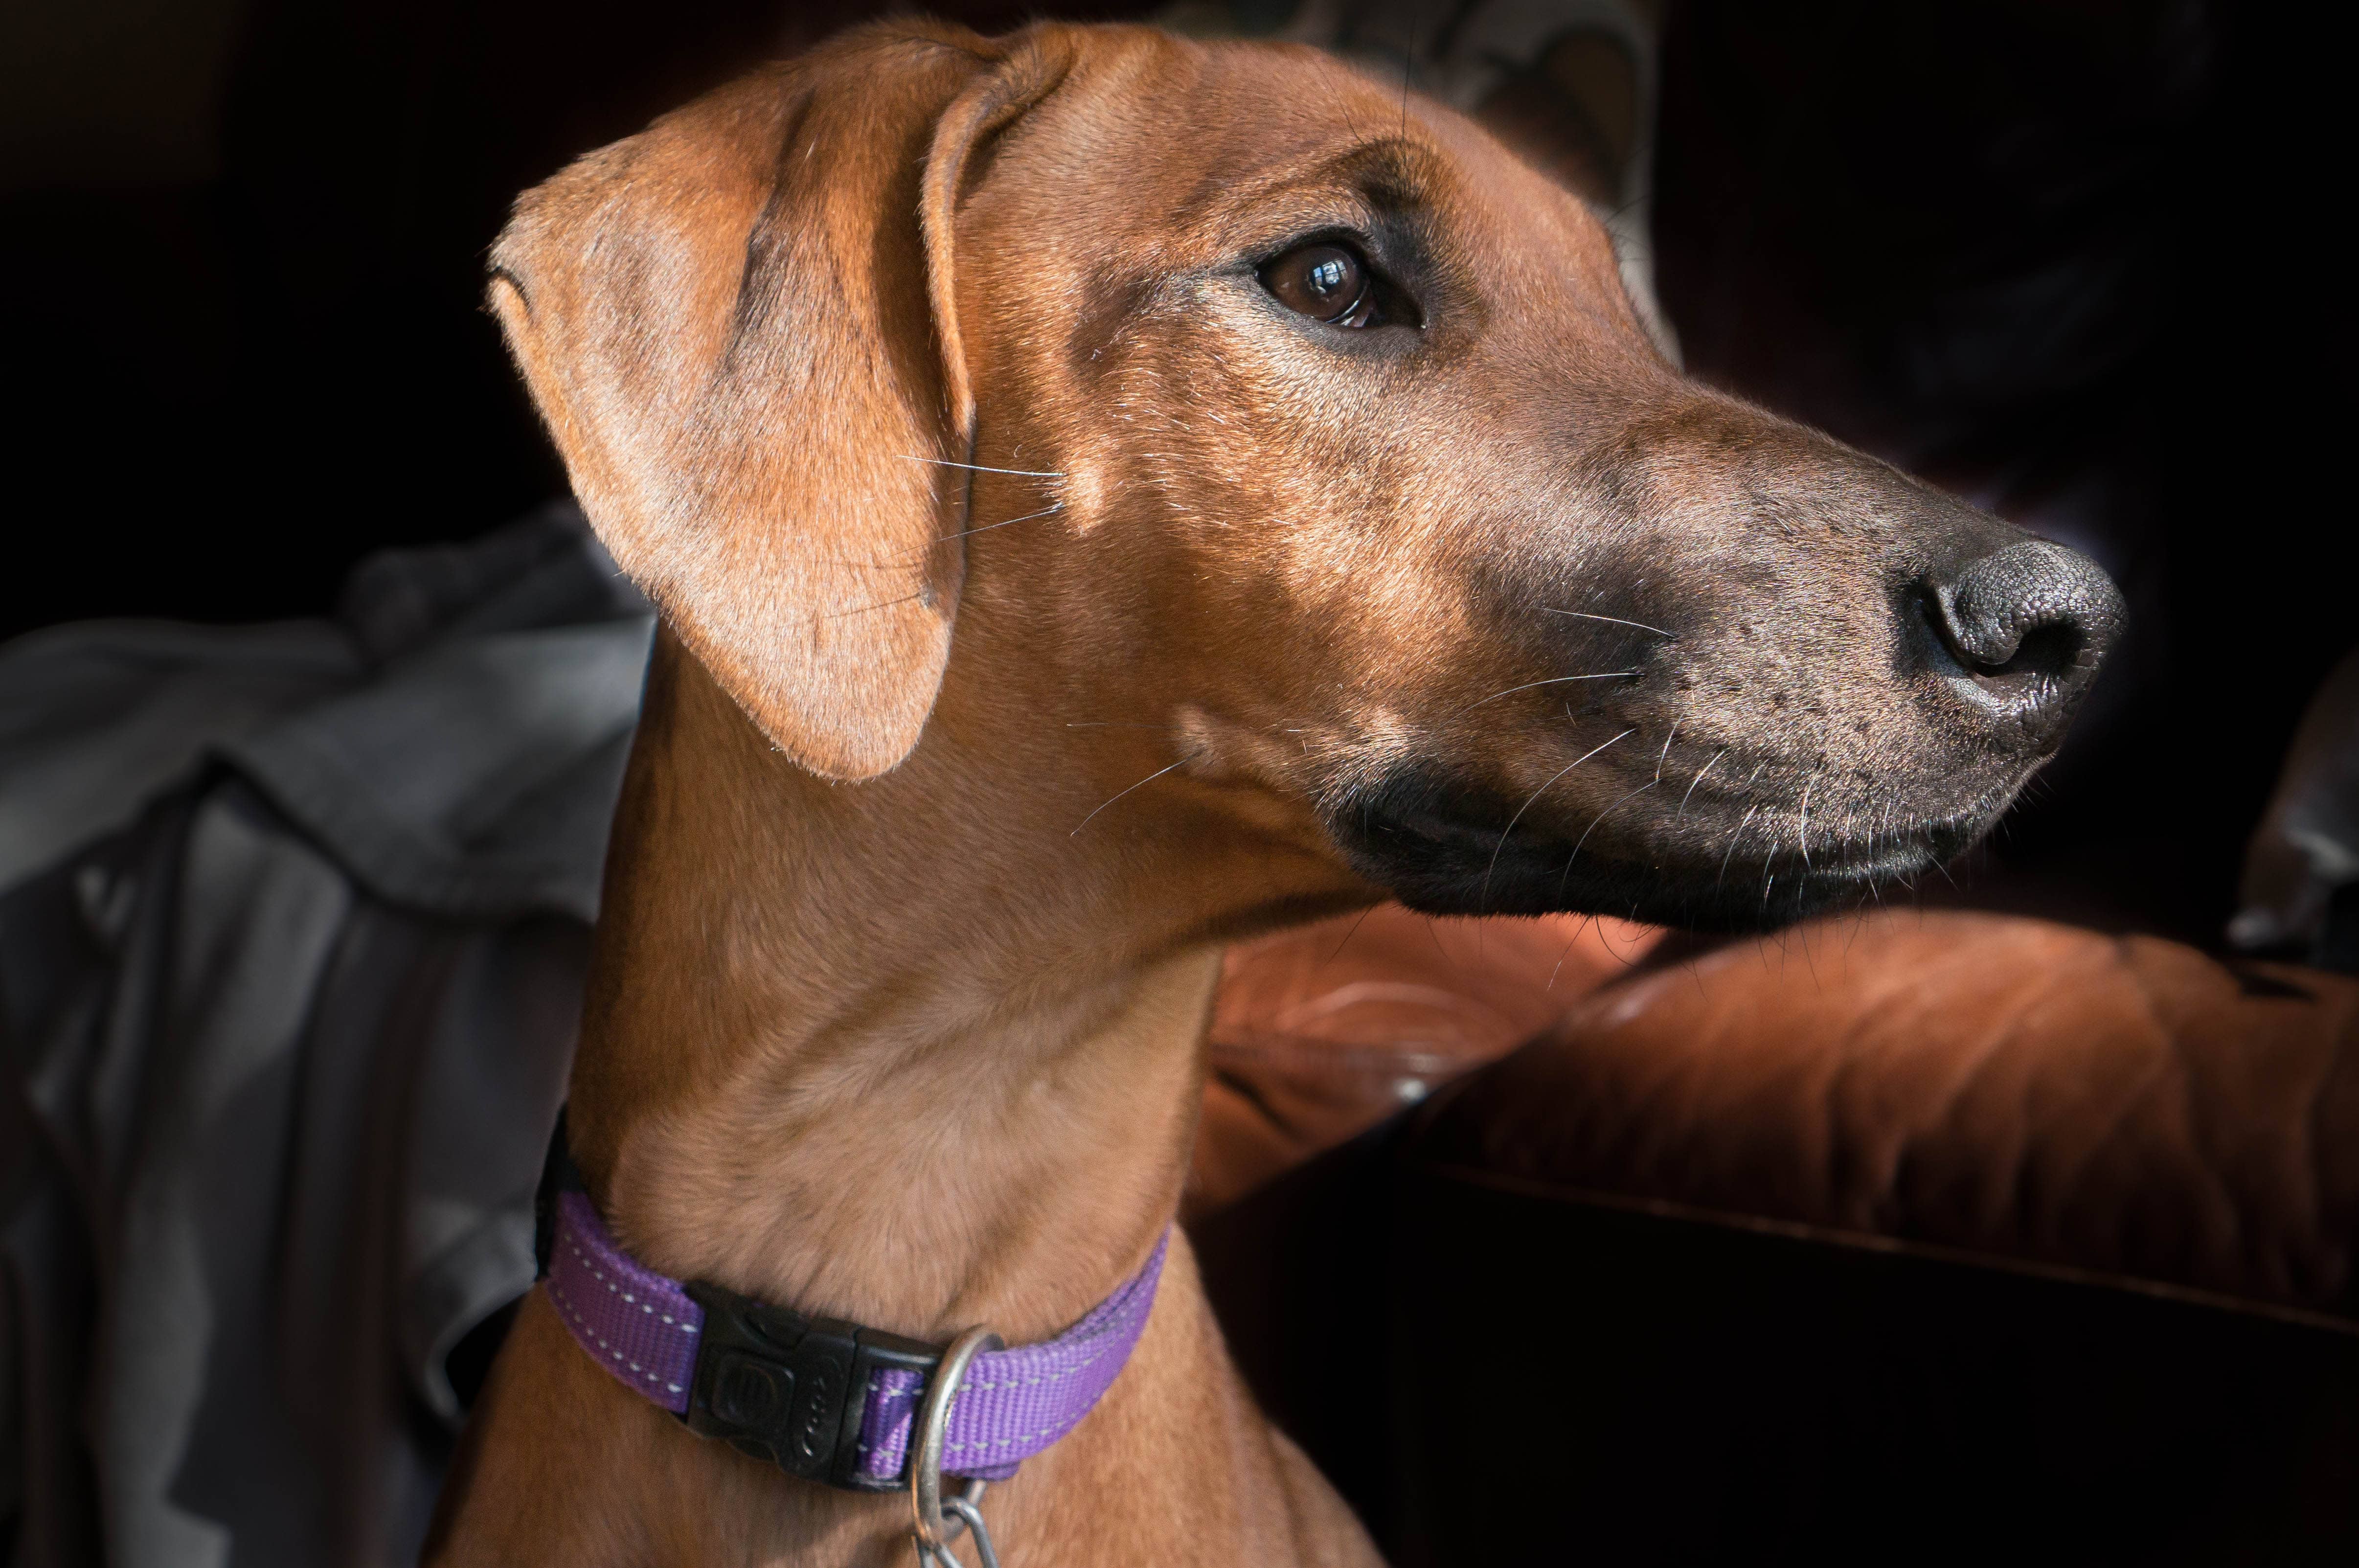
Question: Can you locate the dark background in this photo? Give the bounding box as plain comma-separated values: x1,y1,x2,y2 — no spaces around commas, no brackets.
3,0,2342,949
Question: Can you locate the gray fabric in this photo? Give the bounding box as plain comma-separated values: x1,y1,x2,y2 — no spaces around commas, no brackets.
226,624,647,924
0,505,652,1567
2229,647,2359,965
0,623,358,896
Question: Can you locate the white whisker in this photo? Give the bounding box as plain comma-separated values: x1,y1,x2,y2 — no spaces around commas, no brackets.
1478,728,1634,909
1542,609,1677,638
1718,803,1760,889
940,502,1064,542
1070,751,1202,836
900,455,1066,478
1463,671,1639,711
1557,778,1658,895
1677,748,1727,819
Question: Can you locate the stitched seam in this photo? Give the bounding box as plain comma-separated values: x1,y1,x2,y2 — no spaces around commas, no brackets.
861,1302,1145,1406
561,1236,700,1337
857,1407,1095,1460
853,1330,1134,1457
853,1295,1153,1464
547,1274,691,1395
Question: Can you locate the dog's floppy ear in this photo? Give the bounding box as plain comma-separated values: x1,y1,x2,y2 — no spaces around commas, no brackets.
488,26,1068,779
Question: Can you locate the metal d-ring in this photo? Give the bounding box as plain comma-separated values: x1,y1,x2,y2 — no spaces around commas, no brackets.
910,1325,1005,1568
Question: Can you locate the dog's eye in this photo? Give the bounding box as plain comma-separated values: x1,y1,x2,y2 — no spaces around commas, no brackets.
1261,243,1380,328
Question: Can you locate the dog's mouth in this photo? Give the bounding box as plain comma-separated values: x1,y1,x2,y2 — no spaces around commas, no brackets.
1324,767,2000,932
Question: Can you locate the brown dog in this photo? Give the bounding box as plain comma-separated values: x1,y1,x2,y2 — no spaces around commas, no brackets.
429,18,2122,1565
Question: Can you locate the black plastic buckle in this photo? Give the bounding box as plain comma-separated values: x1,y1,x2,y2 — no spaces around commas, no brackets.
681,1279,941,1492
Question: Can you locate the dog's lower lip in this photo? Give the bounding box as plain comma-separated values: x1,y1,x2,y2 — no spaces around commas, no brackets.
1792,841,1944,886
1394,807,1503,847
1325,773,2006,930
1799,808,1996,873
1405,796,1995,872
1375,783,1995,850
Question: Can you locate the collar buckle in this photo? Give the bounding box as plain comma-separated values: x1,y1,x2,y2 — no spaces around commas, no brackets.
681,1280,940,1491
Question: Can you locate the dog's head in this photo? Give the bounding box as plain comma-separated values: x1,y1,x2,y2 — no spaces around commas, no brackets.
491,22,2122,933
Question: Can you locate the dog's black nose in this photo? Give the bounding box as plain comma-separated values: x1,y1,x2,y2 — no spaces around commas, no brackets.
1924,538,2125,744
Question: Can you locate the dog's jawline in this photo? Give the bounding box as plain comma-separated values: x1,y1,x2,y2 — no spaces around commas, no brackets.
1323,772,1987,934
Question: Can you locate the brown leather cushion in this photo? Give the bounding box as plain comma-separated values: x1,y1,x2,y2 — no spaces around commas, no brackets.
1188,905,1661,1217
1412,909,2359,1319
1194,911,2359,1563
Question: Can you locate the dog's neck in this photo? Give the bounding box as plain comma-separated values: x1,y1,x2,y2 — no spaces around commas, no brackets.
564,633,1349,1344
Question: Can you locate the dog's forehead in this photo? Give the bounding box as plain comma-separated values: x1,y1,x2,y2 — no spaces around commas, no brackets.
997,29,1612,281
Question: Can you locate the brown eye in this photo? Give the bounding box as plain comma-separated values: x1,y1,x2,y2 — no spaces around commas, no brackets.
1261,243,1380,327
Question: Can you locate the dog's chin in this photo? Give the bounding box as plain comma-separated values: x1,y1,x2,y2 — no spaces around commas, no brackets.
1325,777,1993,933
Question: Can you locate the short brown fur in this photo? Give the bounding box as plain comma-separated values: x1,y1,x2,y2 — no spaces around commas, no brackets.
433,19,2104,1565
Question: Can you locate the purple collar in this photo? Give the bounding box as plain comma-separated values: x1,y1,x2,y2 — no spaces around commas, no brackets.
533,1120,1167,1493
